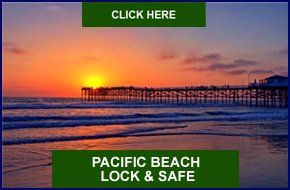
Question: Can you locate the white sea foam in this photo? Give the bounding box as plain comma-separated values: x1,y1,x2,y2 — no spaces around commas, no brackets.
2,98,288,145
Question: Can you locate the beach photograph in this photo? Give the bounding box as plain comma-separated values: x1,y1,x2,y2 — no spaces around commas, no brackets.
2,2,288,188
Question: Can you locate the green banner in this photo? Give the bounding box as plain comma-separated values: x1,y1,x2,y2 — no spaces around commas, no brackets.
52,150,239,188
82,2,206,27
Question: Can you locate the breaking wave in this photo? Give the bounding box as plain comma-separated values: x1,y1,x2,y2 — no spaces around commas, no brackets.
3,125,187,145
3,111,287,130
2,101,250,110
3,127,287,146
3,98,288,146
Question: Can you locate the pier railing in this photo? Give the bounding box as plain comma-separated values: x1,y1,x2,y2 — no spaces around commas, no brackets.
81,85,288,108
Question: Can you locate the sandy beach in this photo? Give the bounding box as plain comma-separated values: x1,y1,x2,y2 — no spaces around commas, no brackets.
3,133,288,188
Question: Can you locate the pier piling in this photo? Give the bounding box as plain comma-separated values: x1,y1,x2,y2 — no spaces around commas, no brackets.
81,85,288,108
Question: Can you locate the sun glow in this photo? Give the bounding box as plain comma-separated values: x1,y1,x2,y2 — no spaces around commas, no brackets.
82,75,105,88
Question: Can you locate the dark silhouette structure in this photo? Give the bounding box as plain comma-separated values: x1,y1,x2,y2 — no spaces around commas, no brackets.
81,85,288,108
249,75,288,87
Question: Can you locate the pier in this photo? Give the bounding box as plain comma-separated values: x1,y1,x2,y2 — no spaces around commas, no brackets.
81,85,288,108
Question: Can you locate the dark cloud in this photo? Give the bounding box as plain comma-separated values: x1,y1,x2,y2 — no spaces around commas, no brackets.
227,69,275,76
181,56,262,78
223,69,275,76
179,52,275,78
207,62,236,70
204,53,221,60
182,53,222,64
3,42,27,55
249,69,274,75
181,66,277,78
233,59,258,66
159,52,178,60
226,69,248,75
182,58,258,72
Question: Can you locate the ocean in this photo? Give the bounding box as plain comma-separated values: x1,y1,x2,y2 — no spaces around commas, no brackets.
2,97,288,187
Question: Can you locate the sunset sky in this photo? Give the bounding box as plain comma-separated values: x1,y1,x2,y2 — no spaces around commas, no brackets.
3,3,288,97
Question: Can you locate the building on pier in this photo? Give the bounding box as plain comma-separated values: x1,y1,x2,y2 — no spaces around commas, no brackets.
249,75,288,87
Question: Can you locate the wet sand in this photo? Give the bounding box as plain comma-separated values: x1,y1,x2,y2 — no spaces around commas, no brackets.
3,134,288,188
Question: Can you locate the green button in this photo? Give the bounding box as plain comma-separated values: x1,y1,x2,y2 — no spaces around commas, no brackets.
52,150,239,188
82,2,206,27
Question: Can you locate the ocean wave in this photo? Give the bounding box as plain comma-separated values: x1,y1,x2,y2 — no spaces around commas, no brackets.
3,110,277,122
3,127,287,146
2,112,287,130
3,112,200,122
3,125,187,145
2,101,252,110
